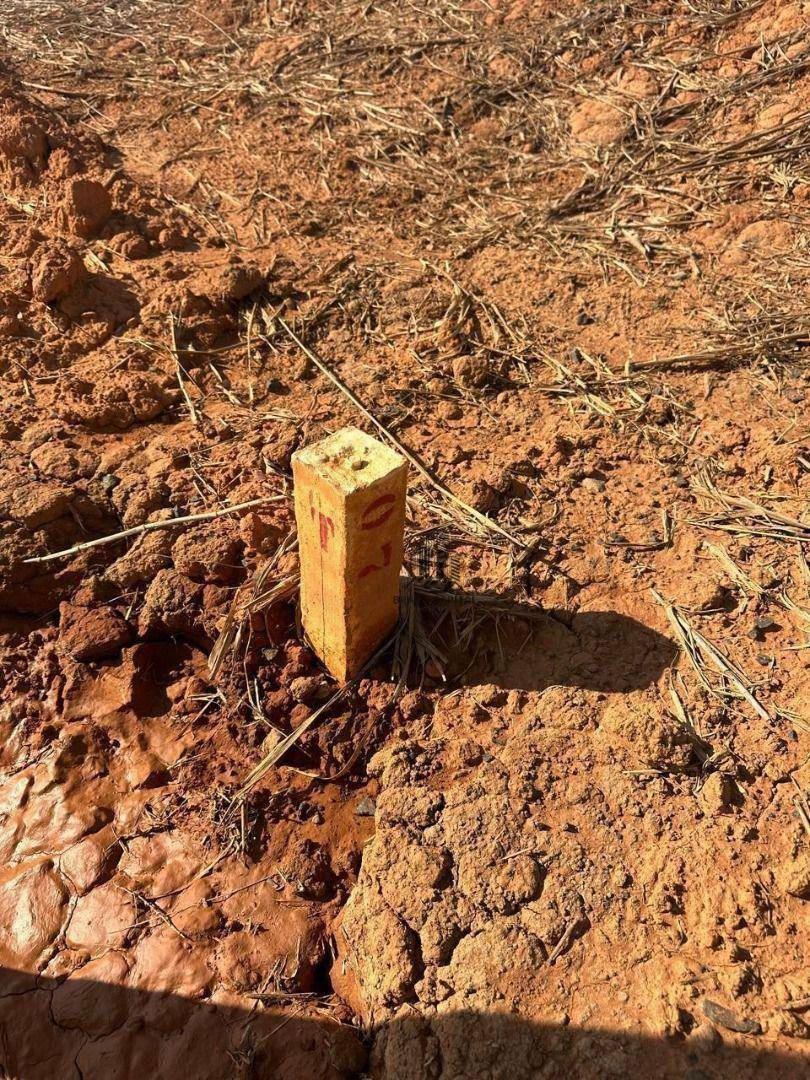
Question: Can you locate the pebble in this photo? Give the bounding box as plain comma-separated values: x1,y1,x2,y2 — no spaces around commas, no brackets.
581,476,606,493
355,797,376,817
702,997,761,1035
58,604,133,663
779,849,810,899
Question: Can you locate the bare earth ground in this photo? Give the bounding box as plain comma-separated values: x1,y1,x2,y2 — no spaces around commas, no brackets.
0,0,809,1077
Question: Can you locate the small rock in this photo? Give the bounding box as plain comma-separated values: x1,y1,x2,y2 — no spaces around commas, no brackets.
581,476,606,494
110,230,150,259
171,523,245,584
288,675,328,704
0,480,70,528
289,704,311,730
437,400,463,420
259,729,284,757
748,615,778,640
157,227,186,252
702,997,761,1035
62,178,112,238
30,443,98,481
355,797,376,817
277,837,336,900
217,260,262,302
397,690,430,721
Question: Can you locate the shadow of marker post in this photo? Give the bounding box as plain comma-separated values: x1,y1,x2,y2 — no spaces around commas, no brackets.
411,589,678,694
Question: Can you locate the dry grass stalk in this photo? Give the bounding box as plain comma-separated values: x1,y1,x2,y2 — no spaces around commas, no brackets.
229,630,396,810
232,684,350,805
651,588,772,723
703,541,766,600
391,576,449,692
276,316,526,549
209,533,299,678
704,541,810,629
169,313,200,425
24,496,284,566
691,473,810,544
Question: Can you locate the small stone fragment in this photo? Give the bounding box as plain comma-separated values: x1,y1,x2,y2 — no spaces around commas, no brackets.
171,523,245,585
61,178,112,238
702,998,761,1035
355,796,376,817
218,260,263,301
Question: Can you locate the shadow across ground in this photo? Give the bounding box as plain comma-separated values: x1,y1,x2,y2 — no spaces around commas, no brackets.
413,588,677,693
0,966,798,1079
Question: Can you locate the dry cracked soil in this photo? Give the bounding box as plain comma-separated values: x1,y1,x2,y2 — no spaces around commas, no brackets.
0,1,809,1078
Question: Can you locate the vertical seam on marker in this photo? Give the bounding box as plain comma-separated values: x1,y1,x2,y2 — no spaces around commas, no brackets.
317,490,326,662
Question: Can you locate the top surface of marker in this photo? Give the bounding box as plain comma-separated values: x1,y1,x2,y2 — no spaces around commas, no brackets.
293,426,405,493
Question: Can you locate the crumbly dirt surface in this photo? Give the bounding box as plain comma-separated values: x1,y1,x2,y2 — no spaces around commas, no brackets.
0,1,809,1077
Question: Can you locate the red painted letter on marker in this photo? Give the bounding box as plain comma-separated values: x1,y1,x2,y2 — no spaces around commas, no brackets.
358,541,392,579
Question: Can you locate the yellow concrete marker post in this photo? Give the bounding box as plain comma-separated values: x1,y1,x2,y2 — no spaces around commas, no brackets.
292,427,408,682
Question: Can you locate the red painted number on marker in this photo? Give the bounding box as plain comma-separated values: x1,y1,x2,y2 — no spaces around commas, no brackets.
358,542,391,579
310,502,335,551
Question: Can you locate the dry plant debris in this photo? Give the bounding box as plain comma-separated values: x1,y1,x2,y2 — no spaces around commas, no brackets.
0,0,809,1076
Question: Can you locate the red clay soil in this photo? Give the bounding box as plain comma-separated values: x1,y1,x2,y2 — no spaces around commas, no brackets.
0,1,809,1077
